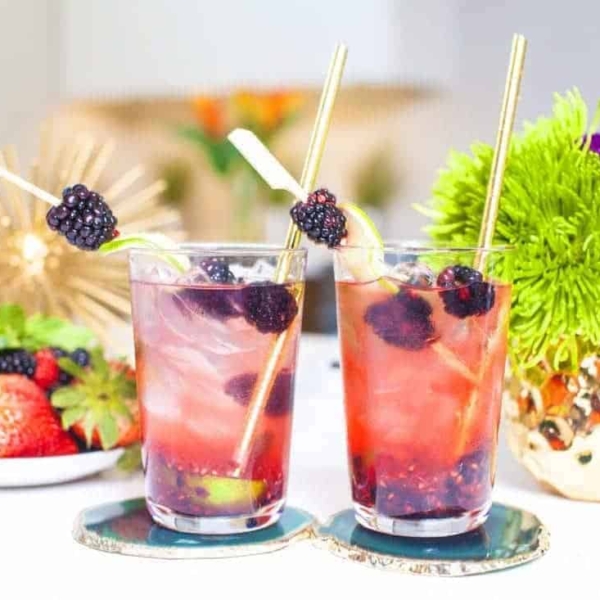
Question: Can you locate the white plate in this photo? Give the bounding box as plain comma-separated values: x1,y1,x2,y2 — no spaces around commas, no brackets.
0,449,124,487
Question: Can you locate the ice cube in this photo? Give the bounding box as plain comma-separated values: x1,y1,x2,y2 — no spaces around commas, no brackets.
230,258,276,283
389,261,435,287
175,267,209,286
130,254,182,284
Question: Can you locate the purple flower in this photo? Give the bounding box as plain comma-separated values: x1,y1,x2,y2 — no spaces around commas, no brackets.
582,133,600,155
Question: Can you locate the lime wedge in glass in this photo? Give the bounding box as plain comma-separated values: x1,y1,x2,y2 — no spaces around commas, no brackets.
338,203,396,292
184,474,267,511
99,233,190,273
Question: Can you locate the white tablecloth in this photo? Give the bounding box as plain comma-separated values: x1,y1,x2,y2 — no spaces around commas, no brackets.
0,335,595,599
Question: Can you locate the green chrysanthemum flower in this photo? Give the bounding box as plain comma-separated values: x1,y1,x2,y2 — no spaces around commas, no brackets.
419,89,600,373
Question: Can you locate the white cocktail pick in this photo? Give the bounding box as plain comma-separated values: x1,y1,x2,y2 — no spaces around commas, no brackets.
228,129,306,200
0,166,60,206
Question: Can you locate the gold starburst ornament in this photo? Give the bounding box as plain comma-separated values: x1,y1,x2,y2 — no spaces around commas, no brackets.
0,125,183,340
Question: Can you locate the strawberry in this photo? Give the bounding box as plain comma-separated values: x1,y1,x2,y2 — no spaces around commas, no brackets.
33,349,60,390
0,375,78,457
51,349,140,450
71,400,141,448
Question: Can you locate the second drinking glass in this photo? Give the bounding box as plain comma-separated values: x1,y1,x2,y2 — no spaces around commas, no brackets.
129,244,306,534
334,244,513,537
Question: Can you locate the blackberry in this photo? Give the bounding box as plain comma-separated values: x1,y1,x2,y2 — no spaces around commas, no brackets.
241,283,298,334
452,449,489,487
307,188,337,205
364,292,436,350
175,263,240,321
57,371,73,386
49,347,69,359
175,288,241,320
46,184,118,251
200,258,235,284
70,348,90,367
351,456,376,506
50,347,73,386
437,265,495,318
437,265,482,287
444,449,491,510
224,369,294,416
290,188,347,248
0,349,36,377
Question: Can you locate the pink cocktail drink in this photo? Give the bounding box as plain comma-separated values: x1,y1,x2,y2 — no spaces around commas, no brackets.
129,245,306,534
334,246,513,537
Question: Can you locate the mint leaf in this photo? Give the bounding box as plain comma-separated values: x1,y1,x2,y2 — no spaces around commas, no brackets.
0,304,26,329
57,357,86,379
51,387,86,408
0,305,95,352
23,314,94,352
0,304,26,349
61,406,86,429
0,333,21,349
97,412,119,450
117,443,142,472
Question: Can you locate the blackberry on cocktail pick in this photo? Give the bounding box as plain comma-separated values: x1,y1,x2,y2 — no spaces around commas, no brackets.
290,188,348,248
364,292,436,350
241,283,298,334
46,184,118,251
437,265,495,318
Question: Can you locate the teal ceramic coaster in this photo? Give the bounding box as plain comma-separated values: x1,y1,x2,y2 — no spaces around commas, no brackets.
73,498,315,559
316,503,550,576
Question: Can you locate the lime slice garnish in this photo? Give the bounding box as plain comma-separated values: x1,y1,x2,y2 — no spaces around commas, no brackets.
99,233,190,273
338,203,396,292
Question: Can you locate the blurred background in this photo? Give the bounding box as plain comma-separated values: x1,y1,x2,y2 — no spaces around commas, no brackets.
1,0,599,333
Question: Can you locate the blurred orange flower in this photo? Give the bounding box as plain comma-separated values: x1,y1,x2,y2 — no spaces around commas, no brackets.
233,90,304,132
192,90,304,139
192,97,226,138
185,90,304,179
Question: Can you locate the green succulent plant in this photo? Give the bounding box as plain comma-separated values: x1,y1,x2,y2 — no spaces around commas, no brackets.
418,89,600,374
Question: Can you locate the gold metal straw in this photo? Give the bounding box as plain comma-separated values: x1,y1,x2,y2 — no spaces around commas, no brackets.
475,34,527,269
458,33,527,456
232,43,348,475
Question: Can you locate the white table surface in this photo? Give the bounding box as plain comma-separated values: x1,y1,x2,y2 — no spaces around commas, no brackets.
0,334,596,599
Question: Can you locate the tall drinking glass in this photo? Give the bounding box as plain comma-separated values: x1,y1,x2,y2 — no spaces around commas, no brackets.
129,244,306,534
333,244,513,537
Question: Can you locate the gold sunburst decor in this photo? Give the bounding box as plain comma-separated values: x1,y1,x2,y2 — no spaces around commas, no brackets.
0,123,183,340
